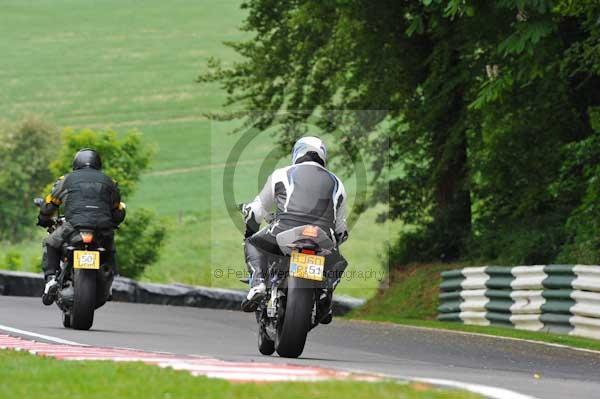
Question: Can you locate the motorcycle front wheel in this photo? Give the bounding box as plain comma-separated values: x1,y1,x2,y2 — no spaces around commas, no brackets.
62,311,71,328
258,325,275,356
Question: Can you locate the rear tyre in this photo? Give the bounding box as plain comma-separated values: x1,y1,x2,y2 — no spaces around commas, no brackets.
71,269,96,330
258,326,275,356
275,277,314,358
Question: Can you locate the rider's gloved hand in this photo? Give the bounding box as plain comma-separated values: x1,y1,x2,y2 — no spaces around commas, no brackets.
240,203,260,239
335,230,349,245
112,202,127,225
239,203,251,220
37,215,53,228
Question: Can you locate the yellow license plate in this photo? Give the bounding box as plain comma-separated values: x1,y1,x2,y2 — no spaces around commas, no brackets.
73,250,100,270
290,251,325,281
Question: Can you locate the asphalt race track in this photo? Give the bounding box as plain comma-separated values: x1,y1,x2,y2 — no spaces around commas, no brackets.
1,297,599,398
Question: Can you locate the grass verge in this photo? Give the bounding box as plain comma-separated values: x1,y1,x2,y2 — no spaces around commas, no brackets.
349,263,600,352
0,350,479,399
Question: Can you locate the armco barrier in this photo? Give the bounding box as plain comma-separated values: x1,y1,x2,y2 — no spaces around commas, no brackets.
438,265,600,339
0,270,364,316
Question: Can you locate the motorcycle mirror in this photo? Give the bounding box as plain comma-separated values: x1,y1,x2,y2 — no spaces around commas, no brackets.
33,198,44,207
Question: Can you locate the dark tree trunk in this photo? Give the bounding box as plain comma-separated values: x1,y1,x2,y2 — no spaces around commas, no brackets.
429,78,472,261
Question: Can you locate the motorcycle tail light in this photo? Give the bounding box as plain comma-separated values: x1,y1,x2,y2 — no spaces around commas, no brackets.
302,226,318,238
81,232,94,244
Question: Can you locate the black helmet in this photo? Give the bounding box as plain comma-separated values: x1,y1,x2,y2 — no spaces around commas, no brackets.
72,148,102,170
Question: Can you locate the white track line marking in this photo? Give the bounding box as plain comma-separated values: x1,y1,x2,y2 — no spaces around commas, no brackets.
0,324,84,346
414,377,538,399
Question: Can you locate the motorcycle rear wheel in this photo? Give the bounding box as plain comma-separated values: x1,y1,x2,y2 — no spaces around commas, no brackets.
71,269,96,330
275,277,314,358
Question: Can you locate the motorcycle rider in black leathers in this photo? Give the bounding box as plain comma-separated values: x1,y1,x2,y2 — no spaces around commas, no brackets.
240,137,349,323
37,149,126,305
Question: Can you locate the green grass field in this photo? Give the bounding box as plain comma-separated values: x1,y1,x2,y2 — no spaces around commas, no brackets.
0,0,400,298
0,351,478,399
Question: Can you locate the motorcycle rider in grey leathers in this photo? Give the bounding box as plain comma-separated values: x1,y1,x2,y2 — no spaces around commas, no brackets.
240,137,349,323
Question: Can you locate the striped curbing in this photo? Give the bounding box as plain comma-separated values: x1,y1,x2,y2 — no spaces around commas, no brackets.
0,331,541,399
0,334,378,382
438,265,600,340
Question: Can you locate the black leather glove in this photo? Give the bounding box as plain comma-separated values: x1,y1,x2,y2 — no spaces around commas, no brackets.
37,215,53,228
112,203,127,225
335,230,349,245
240,203,260,238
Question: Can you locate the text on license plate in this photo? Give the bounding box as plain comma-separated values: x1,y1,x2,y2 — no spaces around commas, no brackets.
289,251,324,281
73,250,100,270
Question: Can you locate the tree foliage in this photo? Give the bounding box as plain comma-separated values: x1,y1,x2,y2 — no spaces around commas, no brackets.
115,208,167,279
50,128,153,199
0,117,59,242
202,0,600,266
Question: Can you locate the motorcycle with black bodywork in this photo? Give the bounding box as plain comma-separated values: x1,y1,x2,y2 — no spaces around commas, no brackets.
247,223,336,358
34,198,114,330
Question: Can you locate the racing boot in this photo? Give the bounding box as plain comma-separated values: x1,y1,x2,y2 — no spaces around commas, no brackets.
42,275,59,306
241,281,266,313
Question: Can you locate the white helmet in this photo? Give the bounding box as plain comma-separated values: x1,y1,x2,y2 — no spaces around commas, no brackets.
292,136,327,165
